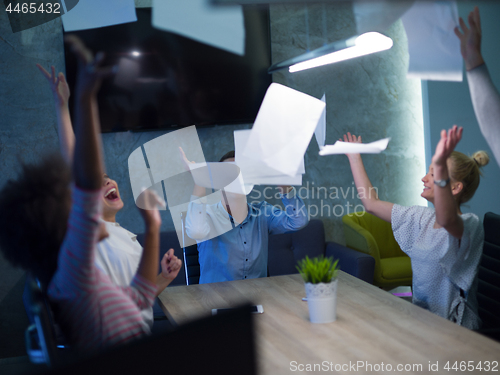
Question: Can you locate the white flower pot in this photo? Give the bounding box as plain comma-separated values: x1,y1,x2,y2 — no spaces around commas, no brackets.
305,279,338,324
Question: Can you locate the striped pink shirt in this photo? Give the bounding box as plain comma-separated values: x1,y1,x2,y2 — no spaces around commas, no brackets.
48,187,156,351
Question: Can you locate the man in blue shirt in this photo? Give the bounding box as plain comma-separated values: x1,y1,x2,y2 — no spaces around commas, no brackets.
183,150,309,284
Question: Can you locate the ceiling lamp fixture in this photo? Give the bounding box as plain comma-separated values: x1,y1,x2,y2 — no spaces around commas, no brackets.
268,32,393,74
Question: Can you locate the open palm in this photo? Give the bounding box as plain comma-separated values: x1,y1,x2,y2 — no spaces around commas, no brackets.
432,125,463,166
36,64,70,106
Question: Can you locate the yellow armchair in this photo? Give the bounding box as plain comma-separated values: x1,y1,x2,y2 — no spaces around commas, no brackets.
342,212,412,288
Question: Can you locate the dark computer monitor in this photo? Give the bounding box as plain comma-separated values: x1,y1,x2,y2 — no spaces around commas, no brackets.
64,6,271,133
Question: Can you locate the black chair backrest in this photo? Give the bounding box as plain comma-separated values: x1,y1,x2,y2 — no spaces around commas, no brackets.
478,212,500,330
24,274,60,367
184,244,200,285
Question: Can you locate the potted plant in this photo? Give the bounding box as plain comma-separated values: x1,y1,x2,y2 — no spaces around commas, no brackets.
296,255,340,323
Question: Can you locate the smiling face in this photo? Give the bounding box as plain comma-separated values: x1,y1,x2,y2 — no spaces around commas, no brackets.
102,174,124,222
421,165,436,203
421,159,460,204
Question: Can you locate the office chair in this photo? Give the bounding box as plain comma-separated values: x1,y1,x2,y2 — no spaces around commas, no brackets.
477,212,500,341
24,273,69,367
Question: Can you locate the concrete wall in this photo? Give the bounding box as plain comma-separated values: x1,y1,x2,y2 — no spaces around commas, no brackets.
269,3,426,242
1,13,65,304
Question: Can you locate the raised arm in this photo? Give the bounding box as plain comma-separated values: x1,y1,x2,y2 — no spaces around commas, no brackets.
179,147,205,197
267,186,309,234
343,133,393,223
156,249,182,296
454,7,484,71
179,147,212,239
455,7,500,167
36,64,75,164
66,35,112,190
135,189,170,287
54,36,115,292
432,126,464,239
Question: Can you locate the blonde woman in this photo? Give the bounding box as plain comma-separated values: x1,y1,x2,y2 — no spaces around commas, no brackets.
343,126,488,329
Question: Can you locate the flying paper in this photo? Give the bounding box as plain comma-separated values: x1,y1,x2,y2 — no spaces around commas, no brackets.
235,130,303,186
128,125,247,248
152,0,245,56
319,138,390,155
61,0,137,32
242,83,325,177
353,0,414,34
401,1,462,81
188,162,251,196
314,94,326,150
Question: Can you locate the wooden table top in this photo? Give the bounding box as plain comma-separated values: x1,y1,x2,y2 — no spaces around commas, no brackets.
158,272,500,374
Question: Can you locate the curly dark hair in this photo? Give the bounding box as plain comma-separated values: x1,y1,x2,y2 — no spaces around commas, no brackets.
0,153,72,288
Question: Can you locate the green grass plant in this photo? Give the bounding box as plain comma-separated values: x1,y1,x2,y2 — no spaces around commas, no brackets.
296,255,339,284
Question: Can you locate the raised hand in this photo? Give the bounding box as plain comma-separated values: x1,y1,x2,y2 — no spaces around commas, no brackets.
341,132,362,144
137,189,166,230
36,64,70,107
64,35,116,97
454,6,484,71
340,132,363,160
160,249,182,281
179,147,195,172
432,125,463,167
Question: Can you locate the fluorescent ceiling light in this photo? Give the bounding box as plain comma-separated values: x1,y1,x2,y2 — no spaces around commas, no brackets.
268,32,393,74
131,51,141,57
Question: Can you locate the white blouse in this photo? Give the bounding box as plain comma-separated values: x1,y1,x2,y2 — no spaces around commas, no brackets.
95,221,153,329
391,204,483,329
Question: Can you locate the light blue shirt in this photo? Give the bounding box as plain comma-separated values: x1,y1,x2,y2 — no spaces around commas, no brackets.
186,189,308,284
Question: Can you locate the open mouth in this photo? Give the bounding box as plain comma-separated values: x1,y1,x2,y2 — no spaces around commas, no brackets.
104,187,119,202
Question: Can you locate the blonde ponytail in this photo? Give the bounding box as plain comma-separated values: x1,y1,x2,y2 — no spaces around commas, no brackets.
449,150,489,205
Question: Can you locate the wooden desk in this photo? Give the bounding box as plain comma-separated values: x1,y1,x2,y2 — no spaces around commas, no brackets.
158,272,500,374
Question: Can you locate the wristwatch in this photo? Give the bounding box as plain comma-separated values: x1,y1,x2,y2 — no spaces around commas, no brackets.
434,178,450,188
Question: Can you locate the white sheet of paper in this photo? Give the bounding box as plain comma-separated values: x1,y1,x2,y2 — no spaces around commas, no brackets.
235,130,303,186
314,93,326,149
188,162,248,194
152,0,245,56
242,83,325,177
401,1,462,82
143,125,205,183
62,0,137,32
353,0,414,34
127,149,166,210
319,138,390,155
